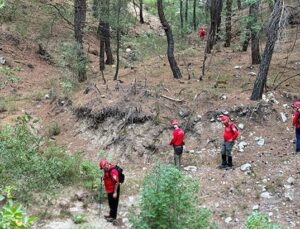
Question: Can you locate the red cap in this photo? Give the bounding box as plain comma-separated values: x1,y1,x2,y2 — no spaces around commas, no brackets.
171,119,179,125
99,160,107,169
292,101,300,108
220,115,230,123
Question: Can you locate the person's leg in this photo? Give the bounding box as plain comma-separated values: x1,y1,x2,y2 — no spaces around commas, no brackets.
107,193,114,218
110,186,120,219
296,128,300,152
219,143,227,168
226,142,234,167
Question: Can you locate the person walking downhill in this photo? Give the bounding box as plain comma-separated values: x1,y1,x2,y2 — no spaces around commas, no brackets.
292,101,300,153
219,115,239,169
169,119,185,169
99,159,120,224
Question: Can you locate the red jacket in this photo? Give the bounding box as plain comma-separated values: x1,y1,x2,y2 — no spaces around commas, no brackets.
103,165,119,193
223,123,239,142
292,112,300,128
198,28,207,40
170,128,184,146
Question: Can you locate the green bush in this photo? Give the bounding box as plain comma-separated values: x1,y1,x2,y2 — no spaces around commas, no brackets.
80,160,102,190
244,212,281,229
0,186,38,228
0,114,81,202
131,164,215,229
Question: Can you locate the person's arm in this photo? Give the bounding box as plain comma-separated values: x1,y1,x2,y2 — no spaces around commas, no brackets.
112,171,119,198
229,125,239,142
170,131,177,145
292,112,298,126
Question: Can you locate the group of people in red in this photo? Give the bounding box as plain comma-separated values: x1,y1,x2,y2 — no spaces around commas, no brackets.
99,101,300,224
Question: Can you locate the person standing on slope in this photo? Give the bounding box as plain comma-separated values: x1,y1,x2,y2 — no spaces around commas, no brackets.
219,115,239,169
169,119,185,169
292,101,300,153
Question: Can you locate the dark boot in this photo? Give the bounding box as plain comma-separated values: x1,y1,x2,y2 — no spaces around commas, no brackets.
227,156,233,167
218,154,227,169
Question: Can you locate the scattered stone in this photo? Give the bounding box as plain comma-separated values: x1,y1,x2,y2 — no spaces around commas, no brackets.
240,163,251,171
248,72,256,76
59,200,70,210
225,217,232,223
220,95,227,100
210,118,215,122
0,56,6,65
123,218,129,224
255,137,265,146
238,141,248,152
280,112,288,123
125,48,131,53
283,104,289,109
234,65,242,69
287,177,295,185
75,191,89,202
194,114,202,122
183,166,197,172
179,109,190,118
252,205,259,210
188,150,195,154
260,191,272,199
238,123,244,129
100,95,106,98
268,212,273,217
44,94,50,99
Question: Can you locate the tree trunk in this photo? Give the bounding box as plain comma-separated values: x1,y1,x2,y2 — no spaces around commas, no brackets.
185,0,188,22
139,0,145,24
104,22,114,65
250,0,261,65
237,0,241,10
74,0,87,82
206,0,222,54
242,30,250,51
224,0,232,47
250,0,283,100
180,0,184,33
216,0,223,41
114,0,121,81
193,0,196,31
157,0,182,79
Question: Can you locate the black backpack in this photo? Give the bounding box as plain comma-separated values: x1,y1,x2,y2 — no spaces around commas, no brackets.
109,165,125,184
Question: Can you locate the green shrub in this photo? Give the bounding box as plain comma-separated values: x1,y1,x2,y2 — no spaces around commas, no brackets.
244,212,281,229
0,114,81,202
47,122,61,137
72,214,86,224
0,186,38,228
80,160,102,190
131,164,215,229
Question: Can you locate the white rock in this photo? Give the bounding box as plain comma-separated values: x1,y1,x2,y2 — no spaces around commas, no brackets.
123,218,129,224
255,137,265,146
260,191,272,199
238,123,245,129
183,166,197,172
238,141,248,152
0,56,5,65
194,115,202,122
126,48,131,53
240,163,251,171
225,217,232,223
287,177,295,185
188,150,195,154
268,212,273,217
252,205,259,210
234,65,242,69
280,112,287,122
220,95,227,100
210,118,215,122
283,104,289,109
248,72,256,76
44,94,50,99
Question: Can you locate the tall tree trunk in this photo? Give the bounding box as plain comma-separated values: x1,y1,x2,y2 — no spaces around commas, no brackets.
157,0,182,79
139,0,145,24
98,22,105,72
250,0,261,65
74,0,87,82
224,0,232,47
180,0,184,34
206,0,222,54
250,0,283,100
216,0,223,41
104,22,114,64
193,0,196,31
237,0,241,10
185,0,188,22
114,0,121,80
242,30,250,51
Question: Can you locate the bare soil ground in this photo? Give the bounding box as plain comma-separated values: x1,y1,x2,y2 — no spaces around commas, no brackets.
1,7,300,228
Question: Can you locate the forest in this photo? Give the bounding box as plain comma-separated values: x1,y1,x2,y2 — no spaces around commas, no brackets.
0,0,300,228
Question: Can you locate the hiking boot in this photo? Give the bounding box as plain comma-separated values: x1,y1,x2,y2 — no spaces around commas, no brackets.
218,155,227,169
104,215,111,219
105,217,115,222
227,156,233,167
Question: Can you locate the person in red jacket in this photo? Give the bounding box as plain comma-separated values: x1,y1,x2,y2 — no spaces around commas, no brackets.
198,26,207,40
99,159,120,223
292,101,300,152
219,115,239,169
169,119,185,169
